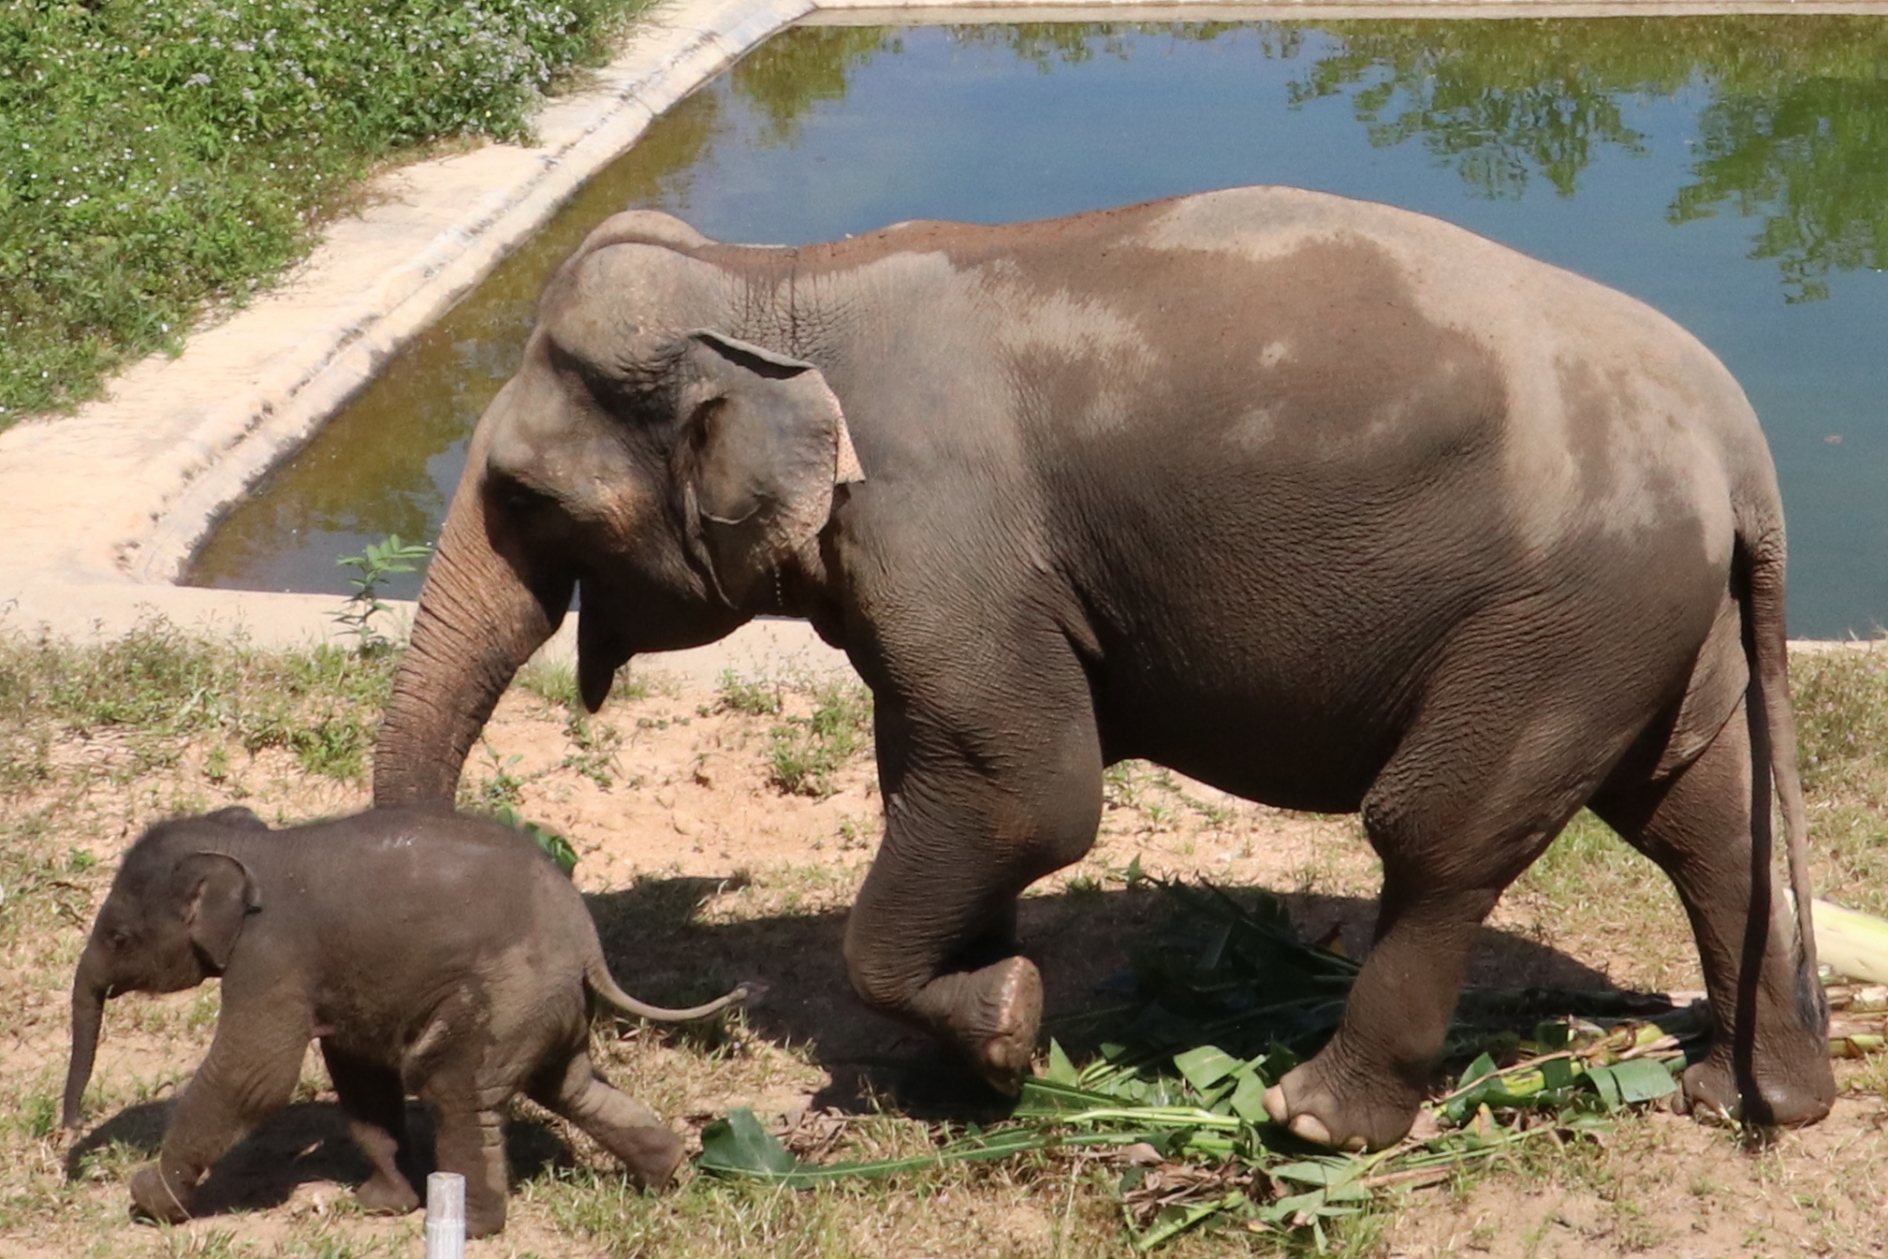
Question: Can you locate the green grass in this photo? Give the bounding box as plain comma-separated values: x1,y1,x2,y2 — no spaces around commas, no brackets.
0,619,397,785
0,0,648,425
765,681,871,799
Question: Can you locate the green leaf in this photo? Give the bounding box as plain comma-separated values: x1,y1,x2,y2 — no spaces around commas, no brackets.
1585,1063,1625,1110
1455,1052,1500,1092
1270,1158,1361,1188
1174,1045,1242,1092
1227,1071,1272,1124
1044,1039,1080,1086
1606,1057,1678,1104
698,1108,801,1177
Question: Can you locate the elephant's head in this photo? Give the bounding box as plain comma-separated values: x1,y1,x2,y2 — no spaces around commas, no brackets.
374,212,863,806
62,808,266,1130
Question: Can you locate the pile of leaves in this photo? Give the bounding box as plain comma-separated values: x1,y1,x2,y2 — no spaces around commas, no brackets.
698,880,1888,1250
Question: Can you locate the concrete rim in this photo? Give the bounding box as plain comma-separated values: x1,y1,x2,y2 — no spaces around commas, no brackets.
0,0,1881,668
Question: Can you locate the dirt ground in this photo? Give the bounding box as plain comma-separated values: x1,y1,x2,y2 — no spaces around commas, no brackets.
4,659,1886,1258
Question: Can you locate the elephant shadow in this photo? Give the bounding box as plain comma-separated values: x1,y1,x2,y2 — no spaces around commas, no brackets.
65,1098,571,1217
584,875,1627,1118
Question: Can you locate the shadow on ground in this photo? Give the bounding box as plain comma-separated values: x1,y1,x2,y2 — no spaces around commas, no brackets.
586,877,1626,1118
61,878,1634,1219
66,1097,572,1221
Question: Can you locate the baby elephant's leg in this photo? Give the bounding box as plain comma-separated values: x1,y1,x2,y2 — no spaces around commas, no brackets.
320,1043,419,1215
426,1095,511,1238
530,1053,682,1190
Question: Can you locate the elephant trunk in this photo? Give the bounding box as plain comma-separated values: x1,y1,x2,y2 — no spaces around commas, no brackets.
63,957,108,1131
374,446,569,806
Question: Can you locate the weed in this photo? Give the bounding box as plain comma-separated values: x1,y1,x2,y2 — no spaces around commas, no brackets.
766,681,870,798
719,670,784,717
333,534,431,653
518,657,583,711
463,744,531,813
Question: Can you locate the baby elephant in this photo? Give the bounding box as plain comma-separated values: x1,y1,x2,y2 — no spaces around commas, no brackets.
63,805,744,1237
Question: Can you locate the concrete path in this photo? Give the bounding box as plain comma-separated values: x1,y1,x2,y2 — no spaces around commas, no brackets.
1,0,1880,673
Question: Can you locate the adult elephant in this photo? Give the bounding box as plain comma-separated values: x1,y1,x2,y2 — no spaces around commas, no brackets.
373,186,1835,1152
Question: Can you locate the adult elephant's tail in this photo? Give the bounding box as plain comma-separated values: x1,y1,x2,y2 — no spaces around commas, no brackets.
1738,525,1824,1025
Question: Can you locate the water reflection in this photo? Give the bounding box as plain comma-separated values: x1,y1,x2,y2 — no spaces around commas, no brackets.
190,18,1888,636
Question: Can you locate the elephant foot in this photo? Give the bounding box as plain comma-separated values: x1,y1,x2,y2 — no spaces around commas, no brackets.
353,1171,421,1215
1262,1058,1420,1153
128,1162,194,1225
918,955,1042,1095
1678,1042,1834,1129
619,1125,686,1191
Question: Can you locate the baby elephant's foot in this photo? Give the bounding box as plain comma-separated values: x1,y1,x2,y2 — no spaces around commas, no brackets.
921,955,1043,1095
353,1170,421,1215
1263,1058,1420,1153
128,1162,194,1225
621,1125,685,1191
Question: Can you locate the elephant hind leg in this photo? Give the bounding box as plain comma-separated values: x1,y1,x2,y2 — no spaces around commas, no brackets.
527,1054,682,1191
1590,698,1834,1127
320,1043,418,1216
1267,614,1669,1151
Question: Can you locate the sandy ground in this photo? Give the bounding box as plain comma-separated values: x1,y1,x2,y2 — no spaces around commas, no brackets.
5,662,1886,1257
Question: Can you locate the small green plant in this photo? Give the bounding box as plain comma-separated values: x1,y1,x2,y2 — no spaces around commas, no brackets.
488,802,580,877
463,744,529,814
332,534,431,654
718,670,784,717
766,681,871,798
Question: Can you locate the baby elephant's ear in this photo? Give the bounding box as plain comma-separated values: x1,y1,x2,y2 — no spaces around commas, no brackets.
175,853,257,973
679,330,864,608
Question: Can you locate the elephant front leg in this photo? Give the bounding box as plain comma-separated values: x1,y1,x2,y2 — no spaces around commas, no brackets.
132,1010,308,1223
844,653,1103,1094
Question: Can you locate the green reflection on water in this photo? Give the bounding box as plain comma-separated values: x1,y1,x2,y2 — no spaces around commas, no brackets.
1298,18,1888,300
189,17,1888,632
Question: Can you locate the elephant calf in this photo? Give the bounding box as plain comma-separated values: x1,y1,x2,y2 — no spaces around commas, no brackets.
63,805,744,1237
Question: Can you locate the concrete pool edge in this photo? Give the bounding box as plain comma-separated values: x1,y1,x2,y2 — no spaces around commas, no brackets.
0,0,1883,671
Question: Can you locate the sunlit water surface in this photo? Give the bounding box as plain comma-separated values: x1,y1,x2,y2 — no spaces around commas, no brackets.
189,19,1888,638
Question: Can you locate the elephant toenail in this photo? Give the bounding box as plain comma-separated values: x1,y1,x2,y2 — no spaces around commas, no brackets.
1263,1084,1290,1125
1289,1112,1336,1147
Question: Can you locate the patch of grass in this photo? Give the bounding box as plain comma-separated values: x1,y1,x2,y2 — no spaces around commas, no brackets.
519,656,652,713
0,0,651,424
1795,645,1888,805
0,620,396,785
718,670,784,717
764,680,871,799
461,743,530,813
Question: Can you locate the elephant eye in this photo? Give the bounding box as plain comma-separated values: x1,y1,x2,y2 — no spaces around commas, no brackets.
493,475,555,516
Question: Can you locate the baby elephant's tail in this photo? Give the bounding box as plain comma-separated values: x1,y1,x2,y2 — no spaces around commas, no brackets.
584,954,749,1023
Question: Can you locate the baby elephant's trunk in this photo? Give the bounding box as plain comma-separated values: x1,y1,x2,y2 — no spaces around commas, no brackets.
585,955,749,1023
63,960,109,1130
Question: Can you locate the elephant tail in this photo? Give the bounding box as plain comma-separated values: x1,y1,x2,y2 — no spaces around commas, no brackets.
1738,526,1823,1025
583,953,750,1023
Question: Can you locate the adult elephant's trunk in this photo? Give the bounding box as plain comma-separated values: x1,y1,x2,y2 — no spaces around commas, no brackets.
62,959,107,1130
374,435,570,806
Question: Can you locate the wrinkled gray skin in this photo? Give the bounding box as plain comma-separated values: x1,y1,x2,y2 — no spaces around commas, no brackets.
64,806,743,1237
373,186,1835,1152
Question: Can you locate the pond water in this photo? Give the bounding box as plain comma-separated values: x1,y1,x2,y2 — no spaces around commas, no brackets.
189,17,1888,639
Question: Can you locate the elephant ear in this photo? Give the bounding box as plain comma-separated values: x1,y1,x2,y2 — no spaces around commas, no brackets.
680,330,864,608
175,852,258,973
